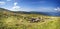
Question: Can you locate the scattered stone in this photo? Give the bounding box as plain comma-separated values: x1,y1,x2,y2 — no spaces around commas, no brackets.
28,18,41,23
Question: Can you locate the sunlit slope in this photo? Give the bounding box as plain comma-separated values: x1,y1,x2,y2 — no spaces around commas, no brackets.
0,8,60,29
30,17,60,29
0,13,60,29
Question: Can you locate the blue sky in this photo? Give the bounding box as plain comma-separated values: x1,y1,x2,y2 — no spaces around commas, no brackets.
0,0,60,12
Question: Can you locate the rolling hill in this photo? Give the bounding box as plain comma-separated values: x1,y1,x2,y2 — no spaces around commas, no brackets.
0,8,60,29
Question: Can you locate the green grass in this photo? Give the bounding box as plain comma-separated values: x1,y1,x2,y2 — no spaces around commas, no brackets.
0,12,60,29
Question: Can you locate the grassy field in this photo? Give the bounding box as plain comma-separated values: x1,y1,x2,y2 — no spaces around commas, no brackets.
0,11,60,29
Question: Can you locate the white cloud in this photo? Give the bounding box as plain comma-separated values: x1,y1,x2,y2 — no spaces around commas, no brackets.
14,2,18,6
37,7,55,12
10,6,21,11
54,8,58,11
54,7,60,11
13,6,20,9
10,2,22,11
0,1,5,5
6,0,11,1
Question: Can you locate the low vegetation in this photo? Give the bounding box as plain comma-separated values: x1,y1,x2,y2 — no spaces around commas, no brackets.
0,8,60,29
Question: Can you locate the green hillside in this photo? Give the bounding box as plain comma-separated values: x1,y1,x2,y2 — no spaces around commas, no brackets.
0,8,60,29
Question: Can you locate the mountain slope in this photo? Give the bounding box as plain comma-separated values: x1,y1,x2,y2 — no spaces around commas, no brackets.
0,8,60,29
0,8,60,16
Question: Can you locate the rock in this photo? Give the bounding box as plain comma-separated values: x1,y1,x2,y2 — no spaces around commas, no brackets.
28,18,41,23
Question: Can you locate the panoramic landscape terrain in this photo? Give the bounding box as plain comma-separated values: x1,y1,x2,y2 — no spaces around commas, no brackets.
0,8,60,29
0,0,60,29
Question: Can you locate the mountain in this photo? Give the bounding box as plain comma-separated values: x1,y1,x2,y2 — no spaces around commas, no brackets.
0,8,60,16
40,12,60,16
0,8,10,11
0,8,47,15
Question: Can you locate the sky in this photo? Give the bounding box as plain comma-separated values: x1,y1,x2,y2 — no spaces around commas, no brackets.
0,0,60,12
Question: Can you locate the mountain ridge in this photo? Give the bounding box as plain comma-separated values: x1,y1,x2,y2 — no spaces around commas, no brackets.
0,8,60,16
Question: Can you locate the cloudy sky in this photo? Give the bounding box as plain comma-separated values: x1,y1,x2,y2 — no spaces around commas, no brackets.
0,0,60,12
